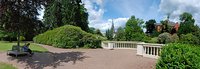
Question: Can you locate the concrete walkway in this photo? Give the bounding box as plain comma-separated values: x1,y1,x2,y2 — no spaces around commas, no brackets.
0,45,156,69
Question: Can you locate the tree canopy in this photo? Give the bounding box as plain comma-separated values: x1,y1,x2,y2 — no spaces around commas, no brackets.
178,12,197,35
114,27,125,41
105,22,115,40
43,0,89,31
0,0,45,45
125,16,144,41
145,19,156,34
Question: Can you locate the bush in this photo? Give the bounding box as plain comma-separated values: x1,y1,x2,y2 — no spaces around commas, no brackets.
19,36,25,41
157,33,172,44
171,34,179,43
146,37,158,43
156,43,200,69
130,33,147,41
34,25,106,48
179,33,199,45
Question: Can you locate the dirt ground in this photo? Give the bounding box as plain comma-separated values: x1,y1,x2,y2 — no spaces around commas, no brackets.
0,45,156,69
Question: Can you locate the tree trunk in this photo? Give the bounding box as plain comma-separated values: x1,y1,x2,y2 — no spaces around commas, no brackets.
17,30,20,46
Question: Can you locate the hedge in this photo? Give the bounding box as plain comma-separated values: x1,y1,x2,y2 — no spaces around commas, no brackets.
157,33,179,44
156,43,200,69
33,25,106,48
157,33,172,44
179,33,200,45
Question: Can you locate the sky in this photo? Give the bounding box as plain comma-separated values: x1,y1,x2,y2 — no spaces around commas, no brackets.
82,0,200,33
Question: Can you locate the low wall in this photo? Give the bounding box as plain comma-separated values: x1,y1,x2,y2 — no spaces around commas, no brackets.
101,41,164,59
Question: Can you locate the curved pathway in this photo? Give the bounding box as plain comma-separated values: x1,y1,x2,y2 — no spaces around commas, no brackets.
0,44,157,69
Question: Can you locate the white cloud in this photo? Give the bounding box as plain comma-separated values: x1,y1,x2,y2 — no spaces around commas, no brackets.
89,17,129,33
82,0,104,24
159,0,200,25
83,0,129,33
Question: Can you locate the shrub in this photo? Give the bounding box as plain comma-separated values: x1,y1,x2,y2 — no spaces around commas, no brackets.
157,33,172,44
19,36,25,41
130,33,147,41
179,33,199,45
34,25,106,48
171,34,179,43
156,43,200,69
147,37,158,43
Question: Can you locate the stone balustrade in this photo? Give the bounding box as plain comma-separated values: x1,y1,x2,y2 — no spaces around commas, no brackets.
101,41,164,59
101,41,138,49
137,43,164,59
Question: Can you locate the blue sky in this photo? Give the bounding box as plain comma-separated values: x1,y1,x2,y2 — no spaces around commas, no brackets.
82,0,200,33
103,0,162,20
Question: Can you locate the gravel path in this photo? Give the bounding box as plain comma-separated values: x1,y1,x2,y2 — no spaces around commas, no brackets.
0,45,157,69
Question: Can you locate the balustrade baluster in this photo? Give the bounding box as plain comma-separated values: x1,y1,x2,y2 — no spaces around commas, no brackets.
144,46,146,54
154,47,156,55
147,47,149,54
153,47,156,55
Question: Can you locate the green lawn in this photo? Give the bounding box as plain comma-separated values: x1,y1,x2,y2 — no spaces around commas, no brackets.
0,41,48,52
0,62,17,69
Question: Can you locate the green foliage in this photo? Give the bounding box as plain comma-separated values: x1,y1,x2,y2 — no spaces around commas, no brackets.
43,0,89,31
160,20,170,33
34,25,105,48
171,34,179,43
19,36,25,41
0,0,45,41
0,30,17,41
157,33,179,44
151,30,161,37
95,29,103,36
178,12,196,35
179,33,199,45
88,27,96,34
105,23,115,40
156,43,200,69
110,22,115,40
145,19,156,35
158,33,172,44
114,27,126,41
125,16,144,41
105,30,114,40
145,37,158,43
192,27,200,40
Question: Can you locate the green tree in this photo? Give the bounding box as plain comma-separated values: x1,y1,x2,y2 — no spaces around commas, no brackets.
179,33,199,45
105,22,115,40
125,16,145,41
178,12,196,35
160,20,170,33
95,29,103,36
114,27,125,41
110,22,115,40
43,0,89,31
145,19,156,34
88,27,95,34
105,29,112,40
0,0,45,46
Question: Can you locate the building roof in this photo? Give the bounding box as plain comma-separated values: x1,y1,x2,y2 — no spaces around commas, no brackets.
155,23,162,25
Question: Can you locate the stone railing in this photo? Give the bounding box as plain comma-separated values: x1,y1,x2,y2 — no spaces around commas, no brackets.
137,43,164,59
101,41,138,49
101,41,164,59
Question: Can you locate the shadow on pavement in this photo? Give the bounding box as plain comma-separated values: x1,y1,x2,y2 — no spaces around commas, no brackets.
8,51,89,69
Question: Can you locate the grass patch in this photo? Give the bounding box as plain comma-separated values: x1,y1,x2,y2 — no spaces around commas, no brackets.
0,41,48,52
0,62,17,69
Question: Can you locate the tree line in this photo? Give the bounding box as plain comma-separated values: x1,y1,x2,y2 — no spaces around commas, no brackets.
105,12,200,45
0,0,89,44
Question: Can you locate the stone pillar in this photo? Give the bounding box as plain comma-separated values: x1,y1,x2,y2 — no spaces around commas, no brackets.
108,42,114,50
137,42,145,56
